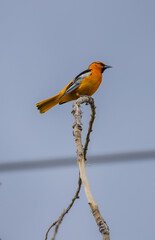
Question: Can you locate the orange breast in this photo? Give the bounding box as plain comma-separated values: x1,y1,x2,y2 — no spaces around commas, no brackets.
75,71,102,96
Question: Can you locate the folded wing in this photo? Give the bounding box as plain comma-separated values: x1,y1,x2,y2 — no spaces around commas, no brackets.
60,69,92,99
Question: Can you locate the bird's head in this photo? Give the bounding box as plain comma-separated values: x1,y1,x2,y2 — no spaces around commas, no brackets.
88,61,112,73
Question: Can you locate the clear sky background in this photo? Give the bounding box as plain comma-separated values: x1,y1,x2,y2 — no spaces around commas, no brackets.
0,0,155,240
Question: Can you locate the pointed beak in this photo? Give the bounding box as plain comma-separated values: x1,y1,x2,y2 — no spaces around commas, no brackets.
104,65,112,70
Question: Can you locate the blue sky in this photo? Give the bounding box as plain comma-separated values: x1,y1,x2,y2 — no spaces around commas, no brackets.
0,1,155,240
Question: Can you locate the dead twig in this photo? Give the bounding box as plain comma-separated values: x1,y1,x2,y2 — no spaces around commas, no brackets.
72,96,110,240
45,96,95,240
83,97,96,160
45,176,81,240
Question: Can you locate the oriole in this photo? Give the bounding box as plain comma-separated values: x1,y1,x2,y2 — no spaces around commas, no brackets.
36,61,111,113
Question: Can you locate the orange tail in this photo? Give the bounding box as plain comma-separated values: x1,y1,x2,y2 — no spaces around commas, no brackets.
36,93,61,113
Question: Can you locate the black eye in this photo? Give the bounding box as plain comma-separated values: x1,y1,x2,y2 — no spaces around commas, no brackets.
99,63,105,67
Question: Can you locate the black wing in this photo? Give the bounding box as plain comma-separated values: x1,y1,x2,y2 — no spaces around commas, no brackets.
60,69,92,99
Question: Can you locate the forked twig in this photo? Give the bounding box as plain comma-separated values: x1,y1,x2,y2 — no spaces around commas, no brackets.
72,96,110,240
45,96,95,240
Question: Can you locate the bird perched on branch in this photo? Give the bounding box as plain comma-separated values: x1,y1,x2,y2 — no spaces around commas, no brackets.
36,61,111,113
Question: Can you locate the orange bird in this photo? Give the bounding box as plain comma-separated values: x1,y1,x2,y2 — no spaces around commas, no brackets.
36,61,111,113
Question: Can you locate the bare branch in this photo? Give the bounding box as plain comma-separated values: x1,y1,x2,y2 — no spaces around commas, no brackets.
83,97,96,160
45,176,81,240
45,96,101,240
72,96,110,240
